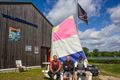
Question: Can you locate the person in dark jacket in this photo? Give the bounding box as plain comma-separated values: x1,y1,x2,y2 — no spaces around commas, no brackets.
48,55,61,80
63,56,74,80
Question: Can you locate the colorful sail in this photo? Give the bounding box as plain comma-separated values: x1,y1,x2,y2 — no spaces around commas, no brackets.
51,16,87,63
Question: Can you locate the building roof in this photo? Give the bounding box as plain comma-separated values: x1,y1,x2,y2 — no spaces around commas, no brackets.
0,0,31,2
0,0,53,27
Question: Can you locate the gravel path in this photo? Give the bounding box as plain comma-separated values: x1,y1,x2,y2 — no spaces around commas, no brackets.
99,75,120,80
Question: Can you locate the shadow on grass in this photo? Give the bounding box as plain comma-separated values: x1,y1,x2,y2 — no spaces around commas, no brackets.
44,77,49,80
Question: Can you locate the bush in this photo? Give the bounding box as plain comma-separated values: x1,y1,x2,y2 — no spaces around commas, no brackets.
88,59,120,64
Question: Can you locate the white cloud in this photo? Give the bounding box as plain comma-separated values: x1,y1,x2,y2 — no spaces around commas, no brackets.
46,0,120,51
100,24,120,36
108,5,120,24
78,0,101,16
79,23,120,51
79,28,101,40
47,0,76,25
47,0,101,25
78,4,120,51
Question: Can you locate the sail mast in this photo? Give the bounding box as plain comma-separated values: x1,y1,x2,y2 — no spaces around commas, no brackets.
75,0,88,64
76,0,78,29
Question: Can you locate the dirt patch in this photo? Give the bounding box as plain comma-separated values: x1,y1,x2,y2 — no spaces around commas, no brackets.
99,75,120,80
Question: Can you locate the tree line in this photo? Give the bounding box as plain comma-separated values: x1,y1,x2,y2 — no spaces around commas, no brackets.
82,47,120,57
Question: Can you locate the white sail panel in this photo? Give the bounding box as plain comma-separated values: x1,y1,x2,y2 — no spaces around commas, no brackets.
51,16,87,62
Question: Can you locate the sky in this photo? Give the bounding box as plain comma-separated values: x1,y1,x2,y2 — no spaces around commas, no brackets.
32,0,120,51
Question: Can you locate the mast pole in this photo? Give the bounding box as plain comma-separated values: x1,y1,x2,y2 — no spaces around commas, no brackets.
76,0,78,29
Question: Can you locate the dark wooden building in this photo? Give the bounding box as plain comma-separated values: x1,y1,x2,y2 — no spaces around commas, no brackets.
0,1,53,69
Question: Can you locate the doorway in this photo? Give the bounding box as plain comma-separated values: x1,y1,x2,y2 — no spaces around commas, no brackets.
41,46,50,67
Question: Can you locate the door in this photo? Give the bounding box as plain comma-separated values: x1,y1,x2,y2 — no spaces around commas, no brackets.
41,46,50,67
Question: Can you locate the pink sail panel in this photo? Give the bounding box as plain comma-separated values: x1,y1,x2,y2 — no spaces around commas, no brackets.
53,16,77,41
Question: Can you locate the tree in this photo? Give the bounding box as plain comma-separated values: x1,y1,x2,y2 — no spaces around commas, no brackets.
89,51,94,57
93,49,99,57
82,47,89,57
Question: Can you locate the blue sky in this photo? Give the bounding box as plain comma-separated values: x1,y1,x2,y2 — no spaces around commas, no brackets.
15,0,120,51
32,0,120,30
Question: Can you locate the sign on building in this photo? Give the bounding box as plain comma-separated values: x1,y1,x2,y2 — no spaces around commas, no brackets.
34,46,39,54
25,45,32,51
9,27,20,42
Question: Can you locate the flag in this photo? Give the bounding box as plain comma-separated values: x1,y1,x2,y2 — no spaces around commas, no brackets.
78,3,88,24
51,16,87,63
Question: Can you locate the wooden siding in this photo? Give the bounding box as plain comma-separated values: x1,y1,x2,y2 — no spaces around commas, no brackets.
0,3,52,69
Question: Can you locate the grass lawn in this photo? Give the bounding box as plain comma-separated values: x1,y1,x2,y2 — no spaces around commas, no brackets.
0,64,120,80
94,64,120,77
92,63,120,80
0,68,48,80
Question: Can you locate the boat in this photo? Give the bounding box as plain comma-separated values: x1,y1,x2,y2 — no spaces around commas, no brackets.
42,16,88,79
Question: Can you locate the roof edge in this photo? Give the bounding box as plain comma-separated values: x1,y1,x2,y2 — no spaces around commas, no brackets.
0,1,53,27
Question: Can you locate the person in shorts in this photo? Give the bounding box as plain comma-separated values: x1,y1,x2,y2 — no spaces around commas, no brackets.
74,56,86,80
63,56,74,80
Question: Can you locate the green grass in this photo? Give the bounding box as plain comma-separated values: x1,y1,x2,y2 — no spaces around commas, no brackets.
95,64,120,77
0,64,120,80
91,63,120,80
89,59,120,64
0,68,47,80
